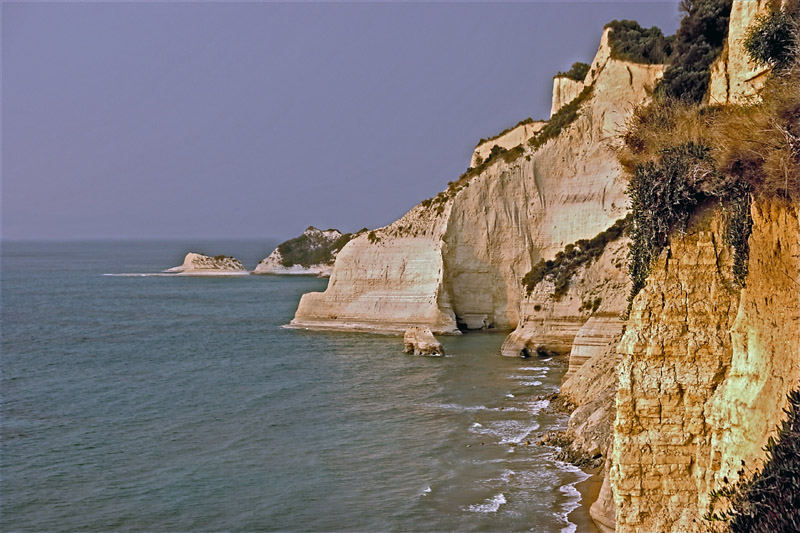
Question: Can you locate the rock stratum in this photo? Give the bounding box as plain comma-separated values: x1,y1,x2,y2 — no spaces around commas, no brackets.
164,252,247,276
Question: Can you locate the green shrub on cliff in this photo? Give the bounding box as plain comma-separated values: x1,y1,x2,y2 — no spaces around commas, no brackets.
605,19,674,64
523,216,629,299
654,0,732,103
744,7,800,71
555,62,590,81
705,387,800,532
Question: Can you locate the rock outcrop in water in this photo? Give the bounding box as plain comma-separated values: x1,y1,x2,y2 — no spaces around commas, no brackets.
290,27,664,335
164,252,247,275
254,226,356,277
403,327,444,356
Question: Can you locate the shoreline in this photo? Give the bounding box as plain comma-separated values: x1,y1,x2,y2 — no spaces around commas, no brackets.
569,468,603,533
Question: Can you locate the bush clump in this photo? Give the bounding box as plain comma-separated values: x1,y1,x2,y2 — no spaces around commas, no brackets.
523,216,629,298
655,0,732,103
745,7,800,71
605,19,674,64
705,386,800,532
555,62,591,81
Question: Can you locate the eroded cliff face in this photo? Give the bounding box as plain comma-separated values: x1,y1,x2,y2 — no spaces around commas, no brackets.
291,29,664,334
611,200,800,532
551,76,585,117
471,121,545,168
708,0,777,105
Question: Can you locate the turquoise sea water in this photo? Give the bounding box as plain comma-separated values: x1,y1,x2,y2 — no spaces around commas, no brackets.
2,241,588,531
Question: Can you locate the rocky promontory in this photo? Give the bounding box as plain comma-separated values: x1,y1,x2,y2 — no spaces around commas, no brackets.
163,252,247,276
253,226,357,277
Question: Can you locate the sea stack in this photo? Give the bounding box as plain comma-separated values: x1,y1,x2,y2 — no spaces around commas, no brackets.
403,327,444,356
164,252,247,275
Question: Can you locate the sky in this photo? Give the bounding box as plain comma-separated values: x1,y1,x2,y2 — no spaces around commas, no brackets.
2,1,681,242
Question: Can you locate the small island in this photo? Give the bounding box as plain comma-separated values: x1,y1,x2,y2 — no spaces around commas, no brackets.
253,226,359,277
163,252,248,276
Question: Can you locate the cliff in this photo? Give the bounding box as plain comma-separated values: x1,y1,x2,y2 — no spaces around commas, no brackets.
254,226,356,277
164,252,247,275
291,28,664,334
471,120,545,168
610,199,799,531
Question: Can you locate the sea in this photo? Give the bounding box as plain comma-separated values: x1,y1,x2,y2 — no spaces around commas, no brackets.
1,240,591,532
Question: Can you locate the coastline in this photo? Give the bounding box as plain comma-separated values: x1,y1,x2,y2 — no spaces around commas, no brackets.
569,468,603,533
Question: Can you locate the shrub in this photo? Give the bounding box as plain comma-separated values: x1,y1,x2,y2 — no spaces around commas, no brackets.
556,62,590,81
367,231,379,244
605,19,674,64
655,0,732,103
705,386,800,532
523,216,629,298
529,85,593,150
744,8,799,71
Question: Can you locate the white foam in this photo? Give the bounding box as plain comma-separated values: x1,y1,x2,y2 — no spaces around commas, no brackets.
525,399,551,415
518,380,543,387
421,485,432,496
518,366,549,371
469,419,540,444
471,422,483,428
426,403,524,413
505,393,515,398
466,493,506,513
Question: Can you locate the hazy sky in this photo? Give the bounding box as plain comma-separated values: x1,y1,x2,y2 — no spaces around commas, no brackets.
3,1,681,241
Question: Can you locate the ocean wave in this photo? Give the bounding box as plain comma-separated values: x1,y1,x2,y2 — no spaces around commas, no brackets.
466,493,506,513
517,380,543,387
425,403,524,413
518,366,549,371
469,419,540,445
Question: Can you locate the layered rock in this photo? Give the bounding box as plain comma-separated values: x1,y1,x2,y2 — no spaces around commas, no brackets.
471,120,545,168
610,200,800,531
291,28,664,335
164,252,247,275
254,226,355,277
403,327,445,356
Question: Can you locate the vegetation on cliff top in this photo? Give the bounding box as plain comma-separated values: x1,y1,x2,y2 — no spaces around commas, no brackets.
705,387,800,532
523,216,629,299
606,1,733,103
621,5,799,308
275,228,355,267
476,118,538,147
529,84,594,150
555,62,590,81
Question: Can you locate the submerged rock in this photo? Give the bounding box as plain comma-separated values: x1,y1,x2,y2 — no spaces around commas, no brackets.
164,252,247,276
403,327,444,357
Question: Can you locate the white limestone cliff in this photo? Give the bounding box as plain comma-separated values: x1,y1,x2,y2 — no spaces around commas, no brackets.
290,27,664,335
471,120,545,168
551,76,585,117
254,227,353,277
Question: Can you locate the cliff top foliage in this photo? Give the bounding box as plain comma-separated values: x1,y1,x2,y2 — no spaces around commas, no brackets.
523,216,629,299
655,0,732,103
605,1,733,103
477,118,539,147
605,20,674,64
554,62,590,81
276,230,355,267
529,84,594,150
621,11,799,308
705,386,800,532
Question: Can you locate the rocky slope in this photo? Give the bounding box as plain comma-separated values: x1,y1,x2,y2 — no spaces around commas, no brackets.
254,226,356,277
164,252,247,275
291,28,664,334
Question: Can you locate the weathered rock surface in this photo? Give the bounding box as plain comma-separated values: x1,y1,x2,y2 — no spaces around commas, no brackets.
164,252,247,275
610,200,800,532
291,28,663,336
254,226,355,277
708,0,776,105
551,75,585,117
403,326,445,356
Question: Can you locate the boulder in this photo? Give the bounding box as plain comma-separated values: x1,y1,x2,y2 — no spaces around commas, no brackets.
403,327,444,356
